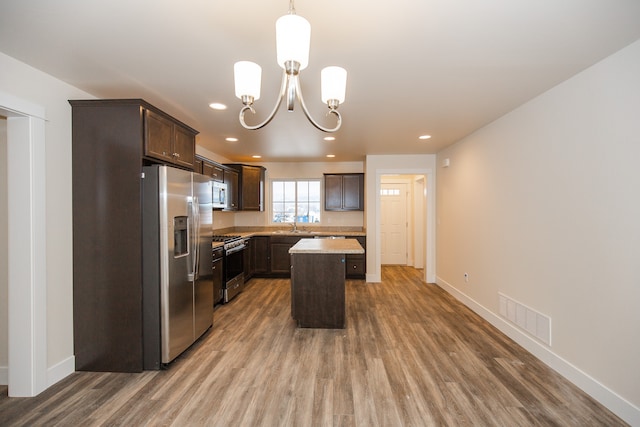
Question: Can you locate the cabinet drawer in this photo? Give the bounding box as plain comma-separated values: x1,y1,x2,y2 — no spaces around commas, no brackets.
346,255,365,278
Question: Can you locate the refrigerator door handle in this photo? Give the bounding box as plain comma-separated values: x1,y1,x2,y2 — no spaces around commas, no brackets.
187,198,199,281
191,196,201,281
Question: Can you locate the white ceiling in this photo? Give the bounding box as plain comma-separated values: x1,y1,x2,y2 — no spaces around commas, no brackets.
2,0,640,162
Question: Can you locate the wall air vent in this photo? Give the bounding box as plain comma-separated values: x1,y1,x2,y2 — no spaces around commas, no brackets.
499,293,551,346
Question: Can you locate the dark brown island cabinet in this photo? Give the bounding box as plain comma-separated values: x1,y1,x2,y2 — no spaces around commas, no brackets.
289,238,365,329
69,99,198,372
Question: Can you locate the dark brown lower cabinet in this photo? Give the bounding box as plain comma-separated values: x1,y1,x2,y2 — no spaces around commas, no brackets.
243,237,254,281
345,236,366,279
213,247,223,305
252,236,270,275
291,253,346,328
269,236,301,276
249,235,365,279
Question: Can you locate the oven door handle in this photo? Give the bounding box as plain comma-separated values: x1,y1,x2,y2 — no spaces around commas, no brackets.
225,244,246,255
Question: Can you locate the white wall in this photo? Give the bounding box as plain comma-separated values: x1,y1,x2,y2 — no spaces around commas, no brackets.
436,40,640,424
0,117,7,379
0,52,95,385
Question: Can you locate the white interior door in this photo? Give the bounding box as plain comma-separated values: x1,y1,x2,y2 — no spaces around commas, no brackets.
381,183,407,265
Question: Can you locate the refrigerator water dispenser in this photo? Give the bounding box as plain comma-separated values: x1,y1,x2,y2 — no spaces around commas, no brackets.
174,216,189,257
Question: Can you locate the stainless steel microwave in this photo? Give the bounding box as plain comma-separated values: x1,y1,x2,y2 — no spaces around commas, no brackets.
212,181,227,209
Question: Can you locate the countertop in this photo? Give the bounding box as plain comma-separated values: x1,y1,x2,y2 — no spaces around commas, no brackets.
243,230,365,238
289,238,365,254
211,229,366,249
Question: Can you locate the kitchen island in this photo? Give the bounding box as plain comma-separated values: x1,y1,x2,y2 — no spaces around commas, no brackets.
289,238,365,328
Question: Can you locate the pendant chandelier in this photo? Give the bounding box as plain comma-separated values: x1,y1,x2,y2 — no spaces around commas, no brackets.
233,0,347,132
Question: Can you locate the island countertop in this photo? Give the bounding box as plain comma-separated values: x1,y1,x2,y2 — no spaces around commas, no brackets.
289,238,364,254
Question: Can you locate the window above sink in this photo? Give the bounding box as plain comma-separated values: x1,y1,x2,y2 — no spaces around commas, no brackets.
272,179,321,224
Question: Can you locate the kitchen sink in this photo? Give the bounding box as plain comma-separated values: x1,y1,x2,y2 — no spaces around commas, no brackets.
271,230,318,235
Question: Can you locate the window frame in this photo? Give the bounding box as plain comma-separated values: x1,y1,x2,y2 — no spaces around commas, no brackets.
270,178,322,225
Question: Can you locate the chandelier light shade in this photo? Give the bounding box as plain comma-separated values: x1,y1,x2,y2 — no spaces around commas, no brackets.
233,0,347,132
234,61,262,100
276,14,310,70
321,66,347,104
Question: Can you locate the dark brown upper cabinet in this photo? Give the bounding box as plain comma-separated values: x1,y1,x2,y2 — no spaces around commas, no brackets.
195,155,224,182
224,164,266,211
324,173,364,211
144,108,196,169
223,168,239,211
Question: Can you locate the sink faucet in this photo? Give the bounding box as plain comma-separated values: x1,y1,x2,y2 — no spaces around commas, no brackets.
291,221,297,232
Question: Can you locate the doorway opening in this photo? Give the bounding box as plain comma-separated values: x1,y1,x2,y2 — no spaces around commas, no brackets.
380,174,427,271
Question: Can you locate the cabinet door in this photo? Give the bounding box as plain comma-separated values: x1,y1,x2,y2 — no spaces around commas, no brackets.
211,164,224,182
253,236,270,274
172,125,195,169
201,161,224,182
144,109,173,162
270,237,300,275
342,174,364,210
324,174,343,210
270,243,293,274
194,157,203,174
224,169,239,210
243,238,254,281
241,166,264,211
212,257,223,305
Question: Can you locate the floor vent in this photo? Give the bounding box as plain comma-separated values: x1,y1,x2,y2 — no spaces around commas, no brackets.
498,293,551,346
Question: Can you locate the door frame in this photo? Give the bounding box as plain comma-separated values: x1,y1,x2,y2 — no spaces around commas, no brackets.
1,91,48,396
372,167,435,284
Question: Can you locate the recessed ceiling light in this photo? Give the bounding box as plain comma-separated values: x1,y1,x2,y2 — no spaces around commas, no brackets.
225,137,238,142
252,155,262,159
324,136,335,141
209,103,227,110
419,135,432,140
326,154,336,158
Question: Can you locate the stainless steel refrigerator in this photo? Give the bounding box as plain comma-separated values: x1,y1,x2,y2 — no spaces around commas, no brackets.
142,165,213,369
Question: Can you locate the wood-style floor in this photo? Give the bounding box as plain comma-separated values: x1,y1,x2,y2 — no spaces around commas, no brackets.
0,266,626,426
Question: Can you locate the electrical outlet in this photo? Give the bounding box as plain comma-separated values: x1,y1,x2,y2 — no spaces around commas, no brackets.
464,273,469,282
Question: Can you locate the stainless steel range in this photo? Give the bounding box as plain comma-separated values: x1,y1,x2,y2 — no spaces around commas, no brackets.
212,235,246,302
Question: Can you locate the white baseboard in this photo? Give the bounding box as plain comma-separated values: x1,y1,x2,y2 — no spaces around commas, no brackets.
0,356,74,390
435,276,639,426
366,273,381,283
47,355,75,388
0,365,7,385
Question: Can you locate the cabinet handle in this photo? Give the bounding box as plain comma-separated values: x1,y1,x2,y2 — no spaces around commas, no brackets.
353,265,357,269
173,152,180,158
